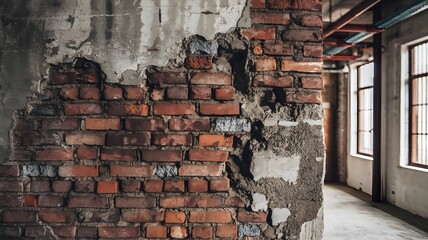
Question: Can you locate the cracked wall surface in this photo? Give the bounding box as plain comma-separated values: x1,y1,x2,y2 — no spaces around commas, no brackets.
0,0,324,239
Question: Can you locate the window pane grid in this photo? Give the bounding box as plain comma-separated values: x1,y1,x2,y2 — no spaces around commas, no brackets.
357,62,374,156
410,41,428,167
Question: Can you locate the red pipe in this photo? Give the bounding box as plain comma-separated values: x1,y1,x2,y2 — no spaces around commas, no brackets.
335,24,384,33
322,55,360,61
323,0,381,39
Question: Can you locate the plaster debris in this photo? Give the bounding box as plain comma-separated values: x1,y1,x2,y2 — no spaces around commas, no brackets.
239,223,261,237
271,208,291,226
278,120,299,127
22,165,56,177
251,193,269,212
250,151,301,183
155,165,177,178
214,118,251,132
188,37,218,55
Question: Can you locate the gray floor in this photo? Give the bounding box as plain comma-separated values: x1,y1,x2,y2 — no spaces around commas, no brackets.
324,184,428,240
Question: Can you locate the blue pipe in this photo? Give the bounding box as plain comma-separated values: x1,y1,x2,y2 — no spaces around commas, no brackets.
324,0,428,56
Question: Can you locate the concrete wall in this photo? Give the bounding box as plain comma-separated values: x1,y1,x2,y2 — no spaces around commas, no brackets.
382,1,428,219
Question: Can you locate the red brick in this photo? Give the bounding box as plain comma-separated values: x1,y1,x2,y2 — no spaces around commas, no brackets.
52,226,76,238
77,147,97,160
106,132,150,146
169,119,210,131
286,90,321,104
52,180,72,193
59,87,79,100
85,118,121,130
179,164,223,177
255,58,276,71
191,87,212,99
302,15,323,27
252,0,266,8
122,210,164,223
20,132,62,146
253,75,293,87
237,210,268,222
0,196,22,207
39,211,75,223
301,76,323,89
199,134,233,147
152,134,192,146
83,72,100,83
98,227,140,239
35,149,73,161
164,180,185,192
0,181,22,192
148,72,187,85
97,181,118,194
190,196,225,208
303,45,323,58
79,86,101,100
189,211,231,223
50,72,76,84
115,197,156,208
141,149,182,162
241,28,275,40
143,180,163,193
159,196,187,208
252,13,290,25
25,225,47,237
64,103,103,115
153,103,196,115
103,86,123,100
124,87,145,100
0,165,19,176
125,118,164,131
101,149,137,161
110,165,153,177
121,181,140,192
68,196,109,208
107,103,149,116
146,226,167,239
165,211,186,223
210,179,230,191
216,225,238,238
38,196,64,207
42,118,78,130
8,149,32,161
77,227,97,238
283,29,322,42
2,211,36,223
151,89,165,101
186,55,212,70
199,103,240,115
75,181,95,193
23,194,37,207
30,180,50,192
170,226,188,239
188,179,208,193
14,119,34,131
253,43,263,55
190,72,231,85
281,59,323,73
166,87,188,100
267,0,321,10
215,87,235,100
58,165,98,177
189,149,228,162
192,226,213,239
263,43,293,56
66,132,106,145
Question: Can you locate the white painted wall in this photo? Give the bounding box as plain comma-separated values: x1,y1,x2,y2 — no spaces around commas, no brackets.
381,6,428,218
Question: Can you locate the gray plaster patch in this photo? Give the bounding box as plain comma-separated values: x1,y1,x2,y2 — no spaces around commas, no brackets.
271,208,291,226
238,223,261,238
214,118,251,132
22,165,56,177
188,38,218,55
251,193,269,212
155,165,177,178
250,151,300,183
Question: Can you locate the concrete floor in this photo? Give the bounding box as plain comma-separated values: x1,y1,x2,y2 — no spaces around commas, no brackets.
324,184,428,240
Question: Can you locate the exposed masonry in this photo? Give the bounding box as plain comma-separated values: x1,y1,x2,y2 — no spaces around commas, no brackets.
0,0,324,239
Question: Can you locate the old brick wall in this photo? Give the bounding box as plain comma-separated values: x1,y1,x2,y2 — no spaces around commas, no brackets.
0,0,324,239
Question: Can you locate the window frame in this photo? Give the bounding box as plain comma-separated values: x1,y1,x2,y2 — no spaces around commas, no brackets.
408,40,428,169
356,62,374,157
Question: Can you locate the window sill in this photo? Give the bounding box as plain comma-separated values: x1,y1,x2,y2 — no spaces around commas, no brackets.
400,164,428,173
350,153,373,161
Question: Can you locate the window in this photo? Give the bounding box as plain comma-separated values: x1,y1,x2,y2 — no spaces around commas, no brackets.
357,62,374,156
409,41,428,168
